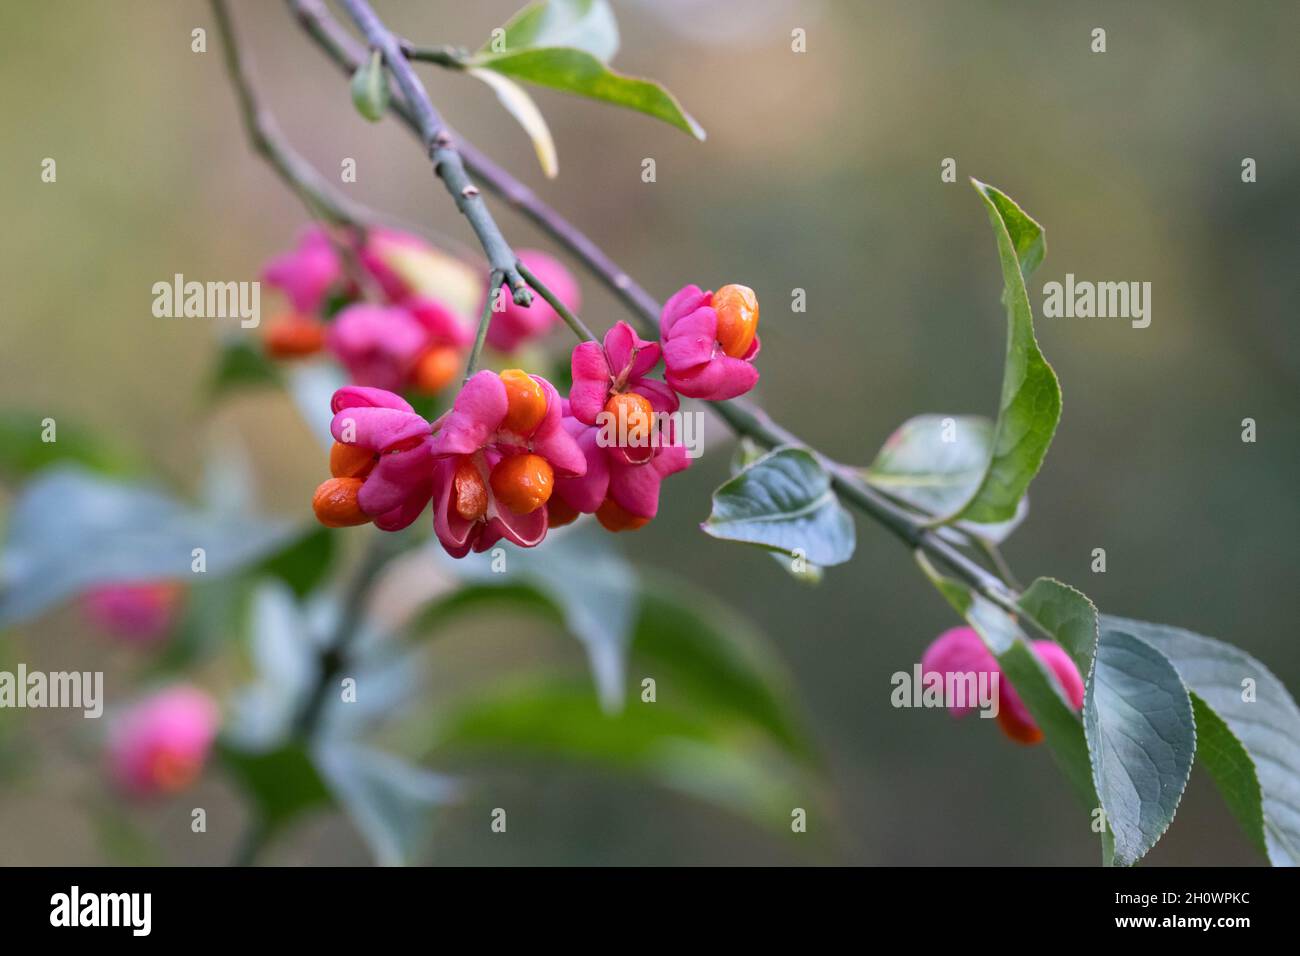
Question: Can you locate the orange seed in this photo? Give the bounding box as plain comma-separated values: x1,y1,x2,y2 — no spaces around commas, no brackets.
489,453,554,515
499,368,548,436
312,477,370,527
712,284,759,358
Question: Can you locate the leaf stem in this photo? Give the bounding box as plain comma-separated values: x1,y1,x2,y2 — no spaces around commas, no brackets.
465,269,503,382
402,43,466,70
518,261,598,343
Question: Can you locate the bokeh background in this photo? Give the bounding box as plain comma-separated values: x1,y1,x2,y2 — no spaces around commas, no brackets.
1,0,1297,864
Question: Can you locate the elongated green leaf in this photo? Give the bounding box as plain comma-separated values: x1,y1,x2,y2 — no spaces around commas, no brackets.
486,0,619,61
919,559,1096,808
932,181,1060,526
634,571,812,759
1190,695,1267,857
413,567,810,762
428,678,811,833
467,67,559,178
1108,615,1300,865
1017,577,1098,676
314,743,460,866
428,526,637,712
0,467,297,627
1084,623,1196,866
863,413,1027,543
704,446,855,567
258,526,336,599
471,47,705,140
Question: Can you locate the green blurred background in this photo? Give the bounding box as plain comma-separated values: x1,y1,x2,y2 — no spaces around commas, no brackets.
1,0,1297,864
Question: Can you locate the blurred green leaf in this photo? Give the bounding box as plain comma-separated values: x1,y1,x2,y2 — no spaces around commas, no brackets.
0,466,297,627
209,338,283,397
634,572,812,760
0,412,139,481
931,181,1059,526
704,446,855,567
315,743,460,866
351,48,390,122
470,47,705,140
427,526,638,711
1109,615,1300,865
429,678,810,834
218,740,332,832
863,413,1027,544
258,526,336,599
1083,623,1196,866
485,0,619,61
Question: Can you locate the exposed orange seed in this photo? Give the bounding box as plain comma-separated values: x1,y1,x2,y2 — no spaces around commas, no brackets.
712,284,759,358
603,391,654,446
329,441,376,479
489,453,554,515
312,477,370,527
453,456,489,522
499,368,548,436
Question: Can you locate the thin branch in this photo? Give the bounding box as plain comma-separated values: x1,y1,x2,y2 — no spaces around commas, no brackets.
211,0,366,227
335,0,533,307
465,269,503,382
284,0,1020,613
292,530,403,737
518,261,598,343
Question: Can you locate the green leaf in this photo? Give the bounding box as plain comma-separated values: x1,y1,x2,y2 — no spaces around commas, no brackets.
1190,695,1267,857
703,446,855,567
218,740,332,832
1017,577,1098,676
930,181,1060,526
467,67,559,178
863,413,1027,543
426,526,637,711
1083,623,1196,866
0,466,298,628
209,338,282,397
258,526,336,599
314,743,460,866
633,571,812,759
1108,615,1300,865
351,48,390,122
0,412,140,481
470,47,705,140
485,0,619,61
917,555,1096,808
428,678,811,833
